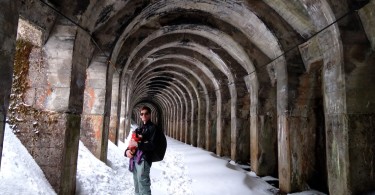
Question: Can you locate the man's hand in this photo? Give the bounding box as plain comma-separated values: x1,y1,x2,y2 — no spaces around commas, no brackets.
125,149,134,158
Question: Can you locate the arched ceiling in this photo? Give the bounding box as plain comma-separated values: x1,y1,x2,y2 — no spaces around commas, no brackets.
22,0,371,115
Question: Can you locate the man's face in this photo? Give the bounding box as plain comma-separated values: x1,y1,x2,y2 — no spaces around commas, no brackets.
140,109,150,123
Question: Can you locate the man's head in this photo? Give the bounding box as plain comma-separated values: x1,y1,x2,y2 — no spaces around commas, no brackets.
140,106,151,124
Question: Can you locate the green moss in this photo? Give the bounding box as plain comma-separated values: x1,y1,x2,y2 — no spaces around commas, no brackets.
12,39,33,99
8,39,57,134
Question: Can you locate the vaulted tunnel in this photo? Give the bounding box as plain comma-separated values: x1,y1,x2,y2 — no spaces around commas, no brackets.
1,0,375,194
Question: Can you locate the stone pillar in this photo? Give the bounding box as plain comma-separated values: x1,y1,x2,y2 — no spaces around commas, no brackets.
219,88,231,157
342,10,375,193
124,84,133,138
0,0,19,170
197,93,208,148
170,93,178,139
56,27,92,195
212,90,221,153
180,87,187,142
207,94,218,152
100,64,115,162
80,55,107,159
271,34,326,193
271,56,295,193
191,99,199,146
186,98,193,145
202,93,210,149
7,17,93,194
229,83,239,160
118,74,130,142
109,71,119,144
247,72,278,176
298,37,328,192
235,81,250,162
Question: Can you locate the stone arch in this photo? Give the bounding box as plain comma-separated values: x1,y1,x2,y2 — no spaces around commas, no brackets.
130,62,209,148
133,74,189,141
123,41,248,158
133,62,221,151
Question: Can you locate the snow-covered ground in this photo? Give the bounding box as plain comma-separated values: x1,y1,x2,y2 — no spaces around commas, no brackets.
0,123,326,195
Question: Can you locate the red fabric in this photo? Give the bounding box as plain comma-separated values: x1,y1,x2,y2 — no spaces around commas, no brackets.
128,132,142,153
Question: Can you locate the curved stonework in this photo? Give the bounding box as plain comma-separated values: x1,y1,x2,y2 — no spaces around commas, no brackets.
1,0,374,194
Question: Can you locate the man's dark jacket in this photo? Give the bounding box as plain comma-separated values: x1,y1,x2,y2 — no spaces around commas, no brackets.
125,120,157,165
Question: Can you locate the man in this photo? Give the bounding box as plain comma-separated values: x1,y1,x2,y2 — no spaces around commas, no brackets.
125,106,157,195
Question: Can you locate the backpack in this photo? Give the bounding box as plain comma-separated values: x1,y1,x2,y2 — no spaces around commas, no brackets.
151,127,167,162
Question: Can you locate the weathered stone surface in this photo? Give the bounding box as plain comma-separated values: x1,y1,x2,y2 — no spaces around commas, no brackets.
0,0,19,170
19,0,57,44
13,112,67,193
0,0,18,112
348,114,375,194
109,116,118,143
2,1,375,194
83,88,106,114
359,1,375,50
80,114,104,158
325,114,350,195
298,37,323,72
60,113,81,195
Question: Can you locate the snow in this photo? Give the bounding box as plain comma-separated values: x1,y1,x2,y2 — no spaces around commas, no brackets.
0,123,327,195
0,123,56,195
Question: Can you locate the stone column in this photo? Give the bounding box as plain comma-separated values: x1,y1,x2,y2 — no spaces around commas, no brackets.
229,83,239,160
342,8,375,193
118,74,130,142
0,0,19,170
7,17,93,194
80,55,108,159
197,92,208,148
109,72,119,144
247,72,278,176
207,94,218,152
218,87,231,157
235,81,250,162
191,98,199,147
100,64,115,162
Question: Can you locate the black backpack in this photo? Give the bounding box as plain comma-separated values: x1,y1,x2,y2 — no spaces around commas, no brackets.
151,127,167,162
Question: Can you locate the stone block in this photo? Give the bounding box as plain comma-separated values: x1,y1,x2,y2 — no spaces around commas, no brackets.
324,91,346,114
348,114,375,194
325,114,350,194
85,78,107,89
44,87,70,112
45,47,73,60
51,24,76,39
298,37,323,72
87,61,107,72
34,87,51,110
45,58,72,74
12,112,68,193
80,114,104,158
47,72,71,88
83,87,106,115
